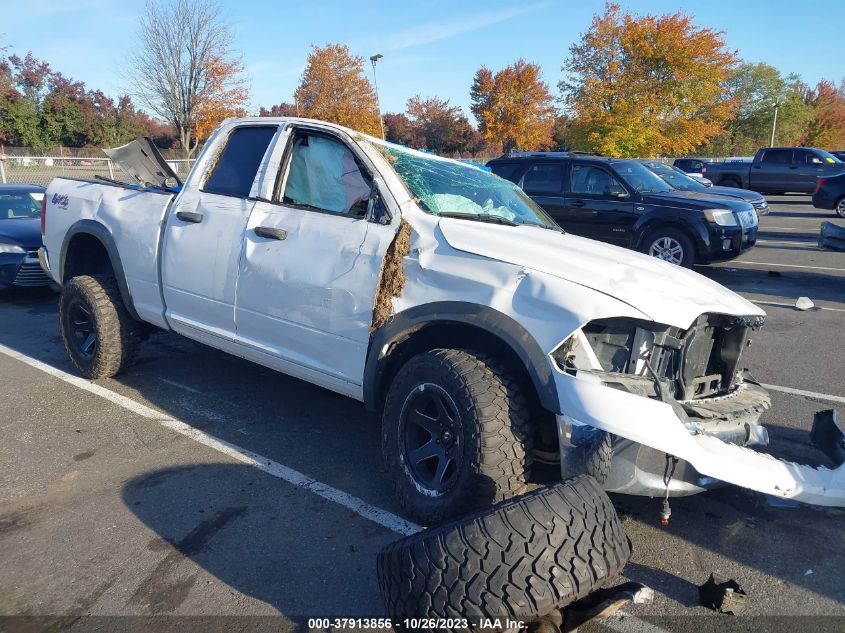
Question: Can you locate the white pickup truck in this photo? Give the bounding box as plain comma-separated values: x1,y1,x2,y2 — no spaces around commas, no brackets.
40,117,845,522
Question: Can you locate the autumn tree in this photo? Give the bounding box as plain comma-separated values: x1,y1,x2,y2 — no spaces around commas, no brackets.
470,59,555,154
383,112,422,148
405,96,473,154
293,43,381,135
0,50,174,149
129,0,249,157
561,2,737,157
803,80,845,149
193,55,249,142
258,102,298,117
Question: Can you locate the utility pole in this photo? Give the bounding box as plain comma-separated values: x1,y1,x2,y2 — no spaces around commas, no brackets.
770,98,783,147
370,53,385,140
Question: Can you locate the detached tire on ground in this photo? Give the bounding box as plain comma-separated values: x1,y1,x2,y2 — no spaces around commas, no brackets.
59,274,140,379
377,476,631,631
382,348,533,525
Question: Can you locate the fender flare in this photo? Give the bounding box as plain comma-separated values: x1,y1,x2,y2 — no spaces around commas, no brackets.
363,301,559,414
59,219,140,321
633,216,710,253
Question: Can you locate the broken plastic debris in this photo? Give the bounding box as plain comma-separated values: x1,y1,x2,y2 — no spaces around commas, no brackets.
795,296,814,311
811,409,845,467
698,574,748,615
819,221,845,252
560,582,653,631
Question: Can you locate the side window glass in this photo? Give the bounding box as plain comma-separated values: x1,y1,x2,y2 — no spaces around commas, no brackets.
570,165,620,195
281,134,372,217
761,149,790,164
522,163,565,195
204,126,277,197
490,162,523,184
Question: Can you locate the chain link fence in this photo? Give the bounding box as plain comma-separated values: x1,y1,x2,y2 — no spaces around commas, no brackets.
0,151,195,187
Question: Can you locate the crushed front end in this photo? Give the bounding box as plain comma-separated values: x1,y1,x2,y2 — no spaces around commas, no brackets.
551,313,845,506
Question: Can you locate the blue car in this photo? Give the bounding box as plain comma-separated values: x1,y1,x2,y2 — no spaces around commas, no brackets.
0,184,53,290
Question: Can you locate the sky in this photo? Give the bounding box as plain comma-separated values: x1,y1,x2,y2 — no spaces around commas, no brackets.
2,0,843,121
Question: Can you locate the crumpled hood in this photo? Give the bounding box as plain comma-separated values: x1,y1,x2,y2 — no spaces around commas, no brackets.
0,218,41,250
437,218,763,328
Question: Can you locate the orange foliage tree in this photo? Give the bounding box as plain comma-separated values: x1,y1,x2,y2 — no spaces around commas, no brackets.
470,59,556,153
561,2,738,157
193,55,250,143
803,80,845,149
293,43,382,136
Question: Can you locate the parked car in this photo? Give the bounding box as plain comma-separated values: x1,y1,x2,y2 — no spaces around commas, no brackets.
488,152,758,268
0,184,52,290
40,119,845,526
812,171,845,217
672,158,707,178
702,147,844,193
684,170,713,187
641,160,769,215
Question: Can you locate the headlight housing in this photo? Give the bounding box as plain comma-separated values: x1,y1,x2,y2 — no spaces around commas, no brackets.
0,243,25,254
703,209,738,226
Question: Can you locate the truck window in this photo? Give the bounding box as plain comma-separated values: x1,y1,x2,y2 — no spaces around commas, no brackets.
760,149,792,164
203,126,277,197
280,133,372,217
489,162,524,184
522,163,565,195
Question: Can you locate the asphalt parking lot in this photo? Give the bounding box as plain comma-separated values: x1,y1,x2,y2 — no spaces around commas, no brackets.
1,195,843,632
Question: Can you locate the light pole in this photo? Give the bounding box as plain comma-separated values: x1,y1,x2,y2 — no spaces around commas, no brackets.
370,53,385,140
770,97,783,147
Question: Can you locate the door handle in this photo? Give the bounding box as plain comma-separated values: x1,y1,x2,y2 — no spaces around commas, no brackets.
570,200,586,207
254,226,288,241
176,211,203,223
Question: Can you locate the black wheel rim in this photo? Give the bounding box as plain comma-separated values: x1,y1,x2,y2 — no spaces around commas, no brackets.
65,298,97,360
399,384,463,494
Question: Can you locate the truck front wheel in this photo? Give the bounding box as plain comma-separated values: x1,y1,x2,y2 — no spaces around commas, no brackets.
382,349,533,524
59,274,140,379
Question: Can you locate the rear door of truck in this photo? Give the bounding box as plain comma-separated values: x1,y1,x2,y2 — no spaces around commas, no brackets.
751,148,792,192
160,124,279,340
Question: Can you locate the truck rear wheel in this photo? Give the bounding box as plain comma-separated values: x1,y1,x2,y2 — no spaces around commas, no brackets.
377,476,632,631
59,274,140,379
382,349,533,524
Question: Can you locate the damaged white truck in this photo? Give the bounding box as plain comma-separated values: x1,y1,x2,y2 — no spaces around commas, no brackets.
40,117,845,524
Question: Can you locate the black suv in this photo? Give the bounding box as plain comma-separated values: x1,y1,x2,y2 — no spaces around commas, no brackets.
488,152,758,267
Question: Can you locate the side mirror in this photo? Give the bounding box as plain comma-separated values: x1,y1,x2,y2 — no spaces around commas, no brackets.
367,190,392,225
605,185,628,198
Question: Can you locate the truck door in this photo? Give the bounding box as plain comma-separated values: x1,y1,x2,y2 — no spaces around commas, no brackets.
794,149,830,192
752,148,792,192
519,161,567,223
234,127,397,393
161,125,278,340
563,163,634,245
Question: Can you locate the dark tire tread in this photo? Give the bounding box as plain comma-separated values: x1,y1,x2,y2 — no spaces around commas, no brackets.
377,476,631,630
59,274,140,379
383,348,534,524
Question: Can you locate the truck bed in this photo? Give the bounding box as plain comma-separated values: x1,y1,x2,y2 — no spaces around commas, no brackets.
43,178,176,328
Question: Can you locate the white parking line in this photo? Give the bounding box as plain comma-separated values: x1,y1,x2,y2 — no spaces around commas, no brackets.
750,299,845,313
756,239,817,247
760,383,845,405
0,343,422,537
722,261,845,273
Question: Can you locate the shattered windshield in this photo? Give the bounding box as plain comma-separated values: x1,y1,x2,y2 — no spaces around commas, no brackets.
379,144,560,230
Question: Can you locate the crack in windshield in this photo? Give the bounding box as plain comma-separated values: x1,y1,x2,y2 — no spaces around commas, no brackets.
376,143,562,232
